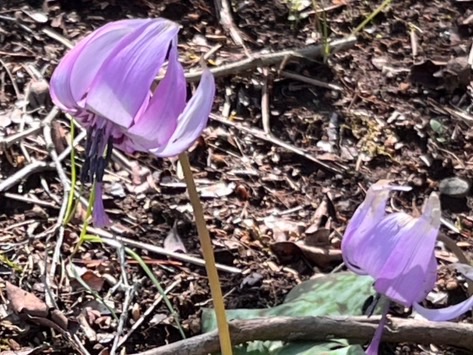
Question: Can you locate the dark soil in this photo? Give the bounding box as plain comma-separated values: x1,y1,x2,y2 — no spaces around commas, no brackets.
1,0,473,354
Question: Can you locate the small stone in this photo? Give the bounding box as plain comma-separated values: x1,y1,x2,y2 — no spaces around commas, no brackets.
439,177,470,198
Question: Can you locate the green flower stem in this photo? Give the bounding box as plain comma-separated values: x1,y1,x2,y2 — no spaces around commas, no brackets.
352,0,392,35
178,152,233,355
63,119,77,225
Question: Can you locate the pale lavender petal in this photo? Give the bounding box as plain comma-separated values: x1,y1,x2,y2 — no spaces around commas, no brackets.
366,303,389,355
374,194,441,306
420,255,438,300
342,181,410,275
151,68,215,157
414,296,473,321
127,39,186,149
93,182,110,227
51,19,148,114
86,19,179,129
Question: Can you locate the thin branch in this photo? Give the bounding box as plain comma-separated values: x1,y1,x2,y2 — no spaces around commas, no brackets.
87,227,242,274
183,36,356,82
131,315,473,355
0,160,55,192
280,70,343,91
261,68,271,134
213,0,248,53
116,280,181,349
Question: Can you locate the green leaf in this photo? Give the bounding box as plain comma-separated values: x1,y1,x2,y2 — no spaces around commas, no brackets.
202,272,376,354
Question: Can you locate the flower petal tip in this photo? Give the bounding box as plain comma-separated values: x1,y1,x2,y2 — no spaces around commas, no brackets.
92,183,110,228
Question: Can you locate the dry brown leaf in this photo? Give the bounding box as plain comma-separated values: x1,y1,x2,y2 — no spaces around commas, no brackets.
6,282,48,318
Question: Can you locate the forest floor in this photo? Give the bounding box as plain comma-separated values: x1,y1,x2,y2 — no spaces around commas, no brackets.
1,0,473,354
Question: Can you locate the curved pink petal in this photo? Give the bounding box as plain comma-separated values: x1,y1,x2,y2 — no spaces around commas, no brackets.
341,181,411,275
351,212,414,279
374,194,440,306
151,68,215,157
414,296,473,321
86,19,179,129
50,19,147,114
127,39,186,149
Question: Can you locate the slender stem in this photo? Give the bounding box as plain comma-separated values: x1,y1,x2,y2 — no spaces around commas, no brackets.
73,184,95,254
126,247,186,339
64,119,77,225
178,152,233,355
352,0,392,35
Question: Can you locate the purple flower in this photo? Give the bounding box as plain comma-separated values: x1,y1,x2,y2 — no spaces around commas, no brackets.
50,18,215,226
342,180,473,354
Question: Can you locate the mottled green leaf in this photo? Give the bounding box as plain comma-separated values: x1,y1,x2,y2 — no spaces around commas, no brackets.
202,272,376,354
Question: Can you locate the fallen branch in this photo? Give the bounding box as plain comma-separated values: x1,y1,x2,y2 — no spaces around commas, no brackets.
131,315,473,355
184,36,356,81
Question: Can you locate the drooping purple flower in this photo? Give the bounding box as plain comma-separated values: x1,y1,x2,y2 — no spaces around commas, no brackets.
342,181,473,354
50,18,215,226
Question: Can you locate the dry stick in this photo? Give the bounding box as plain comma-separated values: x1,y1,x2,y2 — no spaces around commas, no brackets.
111,285,136,355
87,227,242,274
0,125,43,147
132,315,473,355
0,107,61,192
117,280,181,349
183,36,356,82
261,68,271,134
210,113,347,175
43,120,71,282
3,191,57,208
178,152,233,355
213,0,249,55
280,70,343,91
0,160,55,192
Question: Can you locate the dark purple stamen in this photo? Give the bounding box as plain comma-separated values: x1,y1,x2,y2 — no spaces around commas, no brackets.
81,127,114,184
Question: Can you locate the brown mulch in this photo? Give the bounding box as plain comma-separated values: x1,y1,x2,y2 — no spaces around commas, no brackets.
1,0,473,354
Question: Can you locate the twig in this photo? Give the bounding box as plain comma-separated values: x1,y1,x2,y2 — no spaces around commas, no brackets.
0,59,21,98
117,280,181,349
261,68,271,134
0,125,41,147
213,0,249,54
111,285,137,355
210,113,348,175
3,192,58,208
42,28,74,49
0,160,55,192
131,315,473,355
57,129,87,162
280,70,343,91
43,117,72,281
183,36,356,82
0,107,60,147
87,227,242,274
